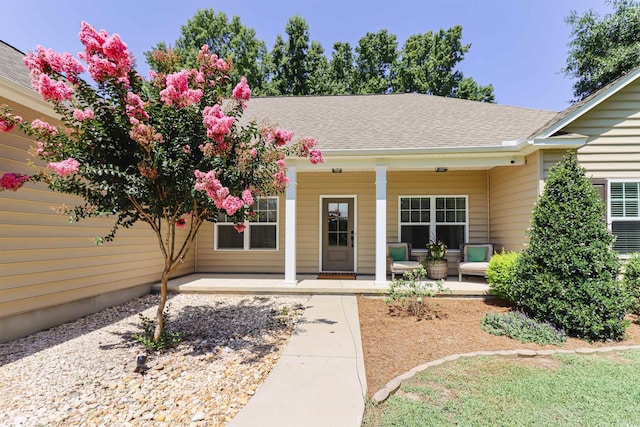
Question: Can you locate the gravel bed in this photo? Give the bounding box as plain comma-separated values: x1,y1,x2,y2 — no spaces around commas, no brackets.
0,293,308,427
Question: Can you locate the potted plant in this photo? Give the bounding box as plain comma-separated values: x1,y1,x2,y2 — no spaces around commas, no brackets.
425,239,448,279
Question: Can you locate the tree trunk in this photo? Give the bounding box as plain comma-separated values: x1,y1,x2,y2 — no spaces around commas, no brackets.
153,267,170,343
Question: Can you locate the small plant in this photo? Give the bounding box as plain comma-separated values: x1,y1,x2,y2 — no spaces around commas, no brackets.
425,239,447,262
385,265,449,317
132,306,182,351
481,310,567,346
623,253,640,315
486,250,519,301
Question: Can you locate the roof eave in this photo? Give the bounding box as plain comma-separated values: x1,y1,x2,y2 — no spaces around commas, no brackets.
534,67,640,139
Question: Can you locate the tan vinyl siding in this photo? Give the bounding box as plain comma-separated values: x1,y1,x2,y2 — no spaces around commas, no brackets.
542,150,566,180
563,80,640,179
489,152,541,252
0,97,194,342
195,195,286,273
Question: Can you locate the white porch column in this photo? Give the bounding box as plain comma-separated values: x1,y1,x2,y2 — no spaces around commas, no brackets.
374,165,388,286
283,166,297,285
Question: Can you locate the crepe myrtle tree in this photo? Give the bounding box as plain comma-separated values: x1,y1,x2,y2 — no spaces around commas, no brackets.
0,22,324,342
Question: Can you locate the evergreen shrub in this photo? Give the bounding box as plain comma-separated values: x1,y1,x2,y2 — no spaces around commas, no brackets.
511,151,629,341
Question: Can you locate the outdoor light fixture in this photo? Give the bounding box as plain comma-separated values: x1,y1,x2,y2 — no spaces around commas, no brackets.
332,168,343,173
435,167,448,173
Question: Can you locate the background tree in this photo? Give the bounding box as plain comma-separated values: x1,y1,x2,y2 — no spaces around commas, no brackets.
353,30,398,94
394,26,494,101
564,0,640,101
306,41,332,95
1,22,323,342
328,42,355,94
146,9,268,94
511,151,628,341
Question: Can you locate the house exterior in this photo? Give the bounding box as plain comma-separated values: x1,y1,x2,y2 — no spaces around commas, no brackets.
1,38,639,342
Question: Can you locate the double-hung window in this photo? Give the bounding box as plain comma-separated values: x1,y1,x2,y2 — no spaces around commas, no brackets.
399,196,468,251
610,181,640,254
215,196,278,250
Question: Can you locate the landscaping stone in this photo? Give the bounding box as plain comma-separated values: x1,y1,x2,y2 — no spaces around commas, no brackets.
0,293,307,426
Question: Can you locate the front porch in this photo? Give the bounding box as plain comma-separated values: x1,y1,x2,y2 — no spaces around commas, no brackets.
157,273,491,297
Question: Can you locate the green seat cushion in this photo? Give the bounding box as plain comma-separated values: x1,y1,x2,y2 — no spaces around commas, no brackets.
467,246,488,262
389,246,407,261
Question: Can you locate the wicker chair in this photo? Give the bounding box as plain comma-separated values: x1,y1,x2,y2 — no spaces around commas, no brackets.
457,243,494,281
386,242,421,280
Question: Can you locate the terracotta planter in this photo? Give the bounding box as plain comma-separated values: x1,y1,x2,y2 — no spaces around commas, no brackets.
426,259,448,280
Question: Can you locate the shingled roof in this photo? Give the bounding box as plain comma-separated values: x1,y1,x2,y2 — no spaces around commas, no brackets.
243,94,557,151
0,40,32,89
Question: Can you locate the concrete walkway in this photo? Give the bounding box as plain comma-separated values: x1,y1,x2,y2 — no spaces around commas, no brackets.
159,274,490,427
227,295,367,427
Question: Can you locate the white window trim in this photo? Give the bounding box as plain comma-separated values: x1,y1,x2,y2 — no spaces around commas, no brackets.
214,196,279,251
608,180,640,256
397,195,469,253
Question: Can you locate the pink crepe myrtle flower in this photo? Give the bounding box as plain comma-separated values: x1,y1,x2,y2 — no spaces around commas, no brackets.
0,113,22,132
37,74,74,102
222,195,244,216
78,21,132,85
242,189,254,206
23,46,85,88
160,70,203,108
73,108,95,121
250,148,258,158
232,76,251,103
194,169,230,209
233,223,246,233
197,45,231,74
309,149,325,164
0,173,30,191
202,105,234,143
31,119,58,136
273,128,294,146
48,158,80,177
125,92,149,120
176,218,187,228
273,170,289,190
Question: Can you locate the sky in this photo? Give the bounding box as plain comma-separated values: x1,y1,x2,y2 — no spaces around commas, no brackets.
1,0,614,112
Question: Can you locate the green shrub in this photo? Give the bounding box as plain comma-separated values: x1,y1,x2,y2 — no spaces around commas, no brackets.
623,253,640,315
385,265,449,318
481,310,567,345
486,250,519,301
511,151,629,341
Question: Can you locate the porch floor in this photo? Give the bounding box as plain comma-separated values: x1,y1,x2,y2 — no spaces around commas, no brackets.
158,273,491,297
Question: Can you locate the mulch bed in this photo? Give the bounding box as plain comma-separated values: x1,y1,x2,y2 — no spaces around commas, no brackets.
357,296,640,397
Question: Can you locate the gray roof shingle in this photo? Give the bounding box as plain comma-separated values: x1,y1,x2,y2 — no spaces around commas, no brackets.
0,40,32,89
243,94,557,151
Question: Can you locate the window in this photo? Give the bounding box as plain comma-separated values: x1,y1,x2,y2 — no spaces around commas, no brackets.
215,196,278,250
399,196,467,251
610,182,640,254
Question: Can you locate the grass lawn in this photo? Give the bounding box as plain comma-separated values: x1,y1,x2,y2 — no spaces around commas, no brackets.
363,350,640,427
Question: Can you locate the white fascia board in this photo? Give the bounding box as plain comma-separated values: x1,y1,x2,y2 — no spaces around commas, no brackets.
0,78,58,118
535,68,640,140
530,136,588,148
288,150,527,172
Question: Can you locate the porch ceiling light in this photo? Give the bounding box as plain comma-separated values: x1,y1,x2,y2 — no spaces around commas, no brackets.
435,167,448,173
